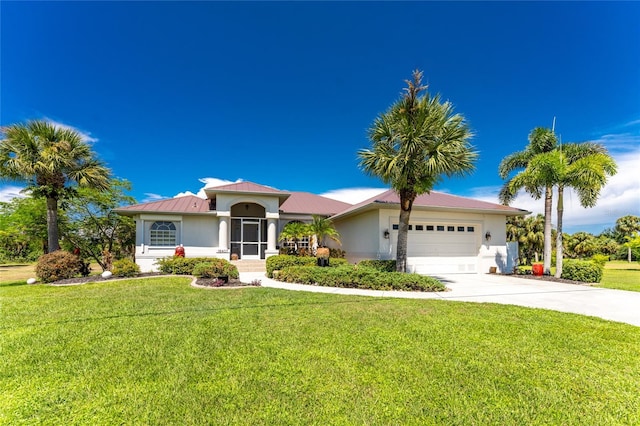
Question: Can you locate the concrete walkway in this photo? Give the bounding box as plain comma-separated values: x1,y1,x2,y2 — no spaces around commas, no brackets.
239,271,640,327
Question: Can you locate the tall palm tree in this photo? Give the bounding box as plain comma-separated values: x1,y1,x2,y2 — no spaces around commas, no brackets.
552,142,616,277
0,120,110,252
359,70,477,272
499,127,557,274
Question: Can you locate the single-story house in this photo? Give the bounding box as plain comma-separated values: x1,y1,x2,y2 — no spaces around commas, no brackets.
115,181,529,274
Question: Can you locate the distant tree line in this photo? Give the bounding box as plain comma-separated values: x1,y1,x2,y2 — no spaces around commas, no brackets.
507,214,640,265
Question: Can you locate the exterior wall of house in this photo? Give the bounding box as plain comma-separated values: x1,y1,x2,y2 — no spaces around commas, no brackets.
332,209,381,263
133,214,222,272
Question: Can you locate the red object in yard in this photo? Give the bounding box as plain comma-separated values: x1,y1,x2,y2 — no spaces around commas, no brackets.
532,264,543,276
174,245,185,257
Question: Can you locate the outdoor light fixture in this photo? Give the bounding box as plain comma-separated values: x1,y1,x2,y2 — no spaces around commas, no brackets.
485,231,491,242
383,230,390,239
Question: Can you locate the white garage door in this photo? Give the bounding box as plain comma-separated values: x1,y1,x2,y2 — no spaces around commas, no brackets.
391,223,479,273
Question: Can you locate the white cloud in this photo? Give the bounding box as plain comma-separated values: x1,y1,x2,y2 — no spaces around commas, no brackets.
141,193,167,203
321,187,388,204
44,117,98,143
0,185,26,202
469,146,640,234
174,190,205,199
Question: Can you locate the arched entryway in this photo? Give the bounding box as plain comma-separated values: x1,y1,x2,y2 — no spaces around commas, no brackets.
230,203,267,259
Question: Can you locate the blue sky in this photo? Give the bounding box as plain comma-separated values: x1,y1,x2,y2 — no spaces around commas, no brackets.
2,1,639,234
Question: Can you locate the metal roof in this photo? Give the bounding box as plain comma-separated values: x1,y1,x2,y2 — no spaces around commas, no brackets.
115,195,210,215
280,192,352,215
330,189,529,220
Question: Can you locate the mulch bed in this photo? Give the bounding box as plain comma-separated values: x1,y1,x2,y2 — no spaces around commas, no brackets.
194,277,261,288
507,273,591,286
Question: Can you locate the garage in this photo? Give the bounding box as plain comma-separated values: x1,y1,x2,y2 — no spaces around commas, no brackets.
391,222,481,274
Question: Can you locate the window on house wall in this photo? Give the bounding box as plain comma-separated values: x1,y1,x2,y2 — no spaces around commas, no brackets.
150,221,177,246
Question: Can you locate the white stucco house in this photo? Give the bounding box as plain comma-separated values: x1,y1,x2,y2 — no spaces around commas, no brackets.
115,181,528,274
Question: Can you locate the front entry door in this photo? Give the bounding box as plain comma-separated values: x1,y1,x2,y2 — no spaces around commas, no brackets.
242,221,260,260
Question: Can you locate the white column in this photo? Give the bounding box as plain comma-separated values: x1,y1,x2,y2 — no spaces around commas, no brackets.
267,219,277,251
218,216,228,250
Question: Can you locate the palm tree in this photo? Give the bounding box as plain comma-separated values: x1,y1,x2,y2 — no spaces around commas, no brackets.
506,214,545,264
499,127,557,274
278,221,311,254
0,120,110,252
359,70,477,272
614,215,640,262
552,142,616,277
308,215,340,247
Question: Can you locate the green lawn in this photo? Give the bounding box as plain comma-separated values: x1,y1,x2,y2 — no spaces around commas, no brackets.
598,261,640,292
2,278,639,424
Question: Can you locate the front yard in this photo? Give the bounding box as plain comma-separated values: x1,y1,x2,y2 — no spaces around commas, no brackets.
2,277,639,424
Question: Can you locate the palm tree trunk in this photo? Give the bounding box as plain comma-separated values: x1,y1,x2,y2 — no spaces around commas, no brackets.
543,185,553,275
396,192,416,273
396,208,410,273
46,196,61,252
555,185,564,278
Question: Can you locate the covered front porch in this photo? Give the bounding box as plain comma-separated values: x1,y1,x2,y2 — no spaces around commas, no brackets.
207,182,290,261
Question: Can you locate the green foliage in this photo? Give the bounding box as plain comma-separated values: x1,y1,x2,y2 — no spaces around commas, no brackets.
35,250,83,283
157,256,238,279
62,178,137,270
590,254,609,267
561,260,603,283
1,120,111,252
278,221,311,252
0,196,49,262
110,258,140,277
276,264,445,292
266,255,317,278
358,259,397,272
358,70,476,272
506,214,545,264
192,259,239,279
308,215,340,246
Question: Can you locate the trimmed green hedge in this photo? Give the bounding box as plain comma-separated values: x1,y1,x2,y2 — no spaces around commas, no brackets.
357,259,397,272
276,264,445,292
192,260,239,279
266,255,348,278
561,260,603,283
156,256,238,279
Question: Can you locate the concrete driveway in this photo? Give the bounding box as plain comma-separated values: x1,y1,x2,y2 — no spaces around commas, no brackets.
241,272,640,327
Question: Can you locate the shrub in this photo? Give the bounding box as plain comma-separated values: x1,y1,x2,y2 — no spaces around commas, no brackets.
590,254,609,267
156,256,236,275
111,258,140,277
266,255,317,278
35,250,83,283
276,264,445,292
358,259,397,272
561,260,603,283
175,257,240,278
189,259,240,279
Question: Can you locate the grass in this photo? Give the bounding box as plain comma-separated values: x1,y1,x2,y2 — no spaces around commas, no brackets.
598,260,640,292
2,277,640,424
